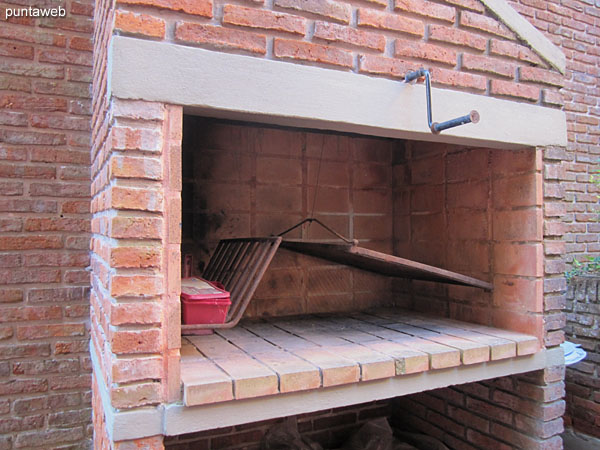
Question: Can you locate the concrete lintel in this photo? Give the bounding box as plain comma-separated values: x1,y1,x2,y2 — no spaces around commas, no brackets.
109,37,567,150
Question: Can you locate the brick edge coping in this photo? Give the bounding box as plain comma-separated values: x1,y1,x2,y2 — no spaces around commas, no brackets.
91,340,563,441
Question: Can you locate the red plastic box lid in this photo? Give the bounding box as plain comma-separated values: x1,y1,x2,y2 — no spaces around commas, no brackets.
181,277,230,303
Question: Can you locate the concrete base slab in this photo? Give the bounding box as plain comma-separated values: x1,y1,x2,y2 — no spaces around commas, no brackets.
563,428,600,450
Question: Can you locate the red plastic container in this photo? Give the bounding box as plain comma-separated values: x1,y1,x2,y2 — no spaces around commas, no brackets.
181,277,231,325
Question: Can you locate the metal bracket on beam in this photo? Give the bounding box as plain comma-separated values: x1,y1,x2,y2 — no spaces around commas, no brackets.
404,68,480,134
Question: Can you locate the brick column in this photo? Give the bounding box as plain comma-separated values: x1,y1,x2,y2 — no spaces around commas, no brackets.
507,0,600,438
542,146,568,349
90,99,182,448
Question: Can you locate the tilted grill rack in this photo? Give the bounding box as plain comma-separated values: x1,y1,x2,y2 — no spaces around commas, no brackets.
181,237,281,332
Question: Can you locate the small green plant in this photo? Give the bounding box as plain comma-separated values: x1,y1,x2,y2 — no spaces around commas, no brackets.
566,256,600,282
565,161,600,282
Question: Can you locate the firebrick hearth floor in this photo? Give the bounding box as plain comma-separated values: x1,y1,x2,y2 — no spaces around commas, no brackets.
180,309,540,407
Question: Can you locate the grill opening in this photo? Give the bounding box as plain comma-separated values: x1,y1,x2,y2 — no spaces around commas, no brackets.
181,115,541,334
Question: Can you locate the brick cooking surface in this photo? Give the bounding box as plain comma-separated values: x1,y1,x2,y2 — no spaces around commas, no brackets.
181,310,538,407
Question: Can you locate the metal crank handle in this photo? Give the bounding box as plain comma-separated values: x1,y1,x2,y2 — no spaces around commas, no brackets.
432,110,480,133
404,68,480,134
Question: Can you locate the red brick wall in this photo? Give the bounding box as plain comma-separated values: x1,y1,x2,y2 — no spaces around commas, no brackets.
394,366,566,450
394,142,546,342
111,0,563,106
509,0,599,264
506,0,600,437
0,0,94,448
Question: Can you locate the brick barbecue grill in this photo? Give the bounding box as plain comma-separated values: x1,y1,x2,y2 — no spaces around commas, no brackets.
165,116,558,446
85,0,570,448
